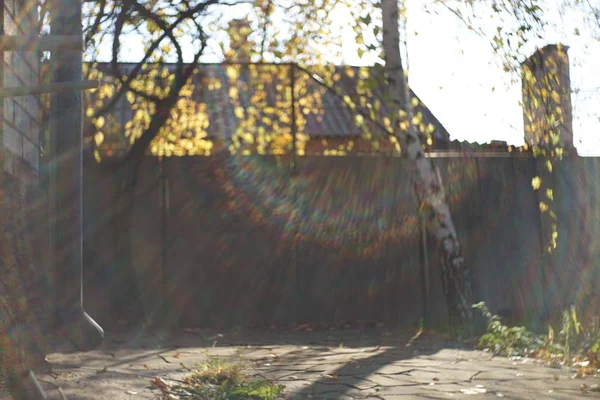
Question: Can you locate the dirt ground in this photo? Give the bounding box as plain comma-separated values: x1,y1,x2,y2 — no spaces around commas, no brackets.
4,327,600,399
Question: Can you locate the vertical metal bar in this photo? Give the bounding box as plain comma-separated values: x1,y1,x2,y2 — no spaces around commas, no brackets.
419,214,431,327
289,63,301,323
290,63,297,174
158,158,169,325
51,0,103,351
160,158,168,294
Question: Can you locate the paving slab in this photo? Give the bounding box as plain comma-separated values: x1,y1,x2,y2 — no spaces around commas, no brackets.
20,328,599,399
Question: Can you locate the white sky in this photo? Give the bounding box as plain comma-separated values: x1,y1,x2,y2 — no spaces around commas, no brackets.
96,0,600,155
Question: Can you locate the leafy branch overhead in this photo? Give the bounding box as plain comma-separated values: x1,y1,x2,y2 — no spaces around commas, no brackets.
81,0,246,161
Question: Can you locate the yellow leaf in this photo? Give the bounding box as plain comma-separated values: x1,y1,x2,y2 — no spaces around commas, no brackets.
94,132,104,146
94,116,105,129
531,176,541,190
359,67,369,79
234,107,244,119
226,66,239,81
355,114,364,126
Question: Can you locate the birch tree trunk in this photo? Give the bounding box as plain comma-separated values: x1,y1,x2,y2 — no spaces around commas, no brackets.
381,0,473,332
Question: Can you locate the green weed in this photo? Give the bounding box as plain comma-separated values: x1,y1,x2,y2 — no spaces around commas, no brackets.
473,302,600,376
152,358,284,399
472,302,543,357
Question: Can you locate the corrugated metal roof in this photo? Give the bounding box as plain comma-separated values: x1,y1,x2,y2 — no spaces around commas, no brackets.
88,63,451,144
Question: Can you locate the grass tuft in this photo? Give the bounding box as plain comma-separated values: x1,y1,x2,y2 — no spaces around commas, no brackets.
152,357,284,399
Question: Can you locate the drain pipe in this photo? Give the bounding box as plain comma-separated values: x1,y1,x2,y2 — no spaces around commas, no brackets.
49,0,104,351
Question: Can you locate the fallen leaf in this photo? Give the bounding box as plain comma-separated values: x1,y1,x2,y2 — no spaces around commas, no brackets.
460,386,487,395
433,377,440,381
151,377,169,390
553,374,559,381
125,390,138,395
172,353,180,358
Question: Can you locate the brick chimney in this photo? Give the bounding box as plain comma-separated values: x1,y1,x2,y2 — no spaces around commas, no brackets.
226,18,253,63
521,44,574,151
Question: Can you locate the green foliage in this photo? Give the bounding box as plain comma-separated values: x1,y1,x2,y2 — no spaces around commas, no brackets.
472,302,544,357
474,302,600,374
153,358,284,399
559,305,583,356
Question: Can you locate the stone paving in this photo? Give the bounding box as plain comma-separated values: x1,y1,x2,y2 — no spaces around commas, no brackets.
19,328,600,399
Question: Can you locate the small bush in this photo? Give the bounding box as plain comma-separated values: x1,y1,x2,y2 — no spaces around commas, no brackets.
473,302,600,375
473,302,544,357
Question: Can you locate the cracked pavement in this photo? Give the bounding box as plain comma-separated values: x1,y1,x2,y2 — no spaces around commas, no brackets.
25,328,600,399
